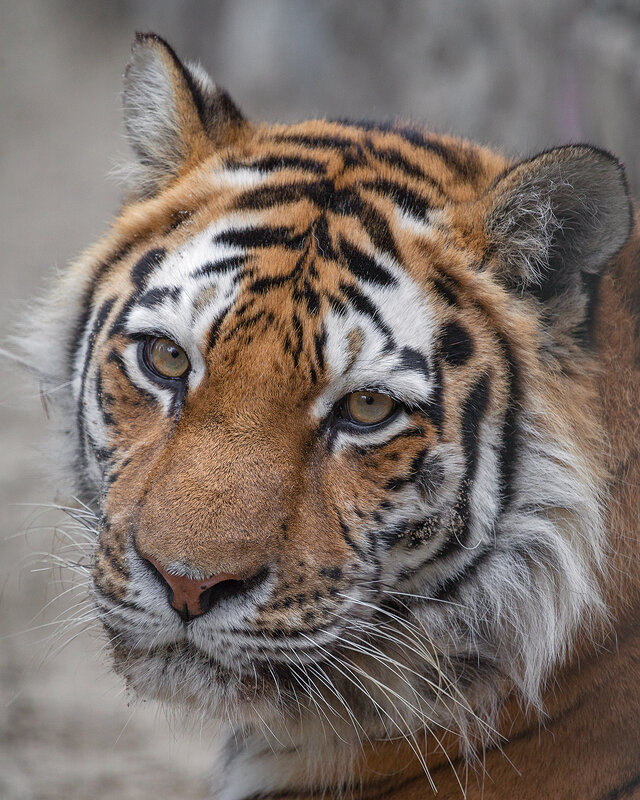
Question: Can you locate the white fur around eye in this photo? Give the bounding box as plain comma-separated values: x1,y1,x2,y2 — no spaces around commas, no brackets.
331,411,412,453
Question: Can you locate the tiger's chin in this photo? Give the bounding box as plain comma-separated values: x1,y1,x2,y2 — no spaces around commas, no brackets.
109,638,289,726
105,629,496,757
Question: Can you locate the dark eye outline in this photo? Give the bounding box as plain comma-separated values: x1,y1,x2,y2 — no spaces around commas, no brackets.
137,335,191,387
333,389,399,432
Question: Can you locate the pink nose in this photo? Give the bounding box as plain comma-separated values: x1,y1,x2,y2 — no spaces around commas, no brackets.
142,552,243,621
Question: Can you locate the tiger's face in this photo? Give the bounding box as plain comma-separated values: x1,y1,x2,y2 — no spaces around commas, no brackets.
30,34,631,752
88,124,506,727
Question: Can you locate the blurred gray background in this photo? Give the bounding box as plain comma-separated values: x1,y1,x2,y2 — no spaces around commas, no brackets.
1,1,639,797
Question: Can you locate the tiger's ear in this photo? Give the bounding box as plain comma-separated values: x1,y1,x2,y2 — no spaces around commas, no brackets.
123,33,246,197
482,145,632,337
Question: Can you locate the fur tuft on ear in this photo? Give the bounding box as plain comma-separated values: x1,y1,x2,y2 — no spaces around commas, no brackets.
483,146,632,305
122,33,246,198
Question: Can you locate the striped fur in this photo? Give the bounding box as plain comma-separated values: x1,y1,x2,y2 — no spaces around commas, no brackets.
23,34,638,800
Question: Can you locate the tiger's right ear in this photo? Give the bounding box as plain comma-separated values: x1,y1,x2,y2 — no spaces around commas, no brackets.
123,33,247,198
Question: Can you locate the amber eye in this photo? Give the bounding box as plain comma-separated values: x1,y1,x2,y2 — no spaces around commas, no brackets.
344,391,396,426
143,337,190,380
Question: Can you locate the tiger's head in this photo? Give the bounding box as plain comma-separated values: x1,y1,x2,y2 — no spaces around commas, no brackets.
28,33,632,774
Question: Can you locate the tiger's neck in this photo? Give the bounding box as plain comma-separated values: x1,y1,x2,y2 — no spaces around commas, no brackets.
212,221,640,800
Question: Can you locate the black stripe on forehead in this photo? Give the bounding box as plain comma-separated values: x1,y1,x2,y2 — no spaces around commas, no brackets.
293,277,321,316
234,181,399,262
271,132,357,150
225,154,329,174
313,328,327,372
339,237,397,287
364,143,444,188
246,243,310,295
331,119,483,181
339,282,395,346
360,179,433,220
234,180,330,211
110,251,243,342
193,255,247,278
390,127,483,181
311,215,337,260
130,248,167,290
213,226,306,251
346,197,398,262
100,249,171,339
137,286,181,309
117,251,245,333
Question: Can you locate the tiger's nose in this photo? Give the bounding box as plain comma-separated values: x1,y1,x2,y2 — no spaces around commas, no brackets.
141,553,245,622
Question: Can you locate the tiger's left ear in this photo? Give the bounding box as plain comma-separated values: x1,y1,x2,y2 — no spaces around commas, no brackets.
481,145,632,336
123,33,247,197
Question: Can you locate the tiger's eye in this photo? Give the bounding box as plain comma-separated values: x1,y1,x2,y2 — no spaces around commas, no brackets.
346,391,396,425
145,337,189,379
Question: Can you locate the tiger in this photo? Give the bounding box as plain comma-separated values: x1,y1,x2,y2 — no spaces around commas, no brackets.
23,31,640,800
